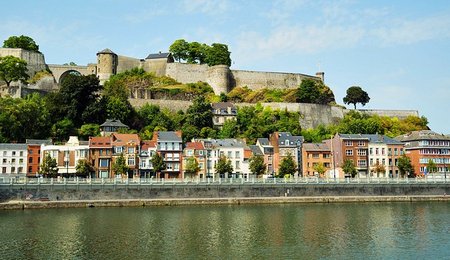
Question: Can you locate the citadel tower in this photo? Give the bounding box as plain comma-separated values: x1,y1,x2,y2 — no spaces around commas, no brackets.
96,48,118,84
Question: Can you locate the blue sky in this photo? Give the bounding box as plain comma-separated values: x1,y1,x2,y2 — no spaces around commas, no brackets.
2,0,450,134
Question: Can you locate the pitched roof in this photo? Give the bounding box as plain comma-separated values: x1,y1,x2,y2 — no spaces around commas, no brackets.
112,133,140,146
97,48,116,55
395,130,450,142
100,119,129,128
89,136,112,148
364,134,403,145
276,132,303,146
26,139,52,145
186,142,205,150
212,102,236,109
249,145,263,156
156,131,182,142
257,138,271,146
145,52,171,59
303,143,330,152
0,143,28,150
338,133,370,140
141,140,156,150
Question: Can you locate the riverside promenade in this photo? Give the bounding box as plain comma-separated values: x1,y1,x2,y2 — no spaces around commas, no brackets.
1,177,449,210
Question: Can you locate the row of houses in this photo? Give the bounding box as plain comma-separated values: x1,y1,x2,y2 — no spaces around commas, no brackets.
0,129,449,179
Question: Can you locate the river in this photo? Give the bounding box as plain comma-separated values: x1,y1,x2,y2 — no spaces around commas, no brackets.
0,202,449,259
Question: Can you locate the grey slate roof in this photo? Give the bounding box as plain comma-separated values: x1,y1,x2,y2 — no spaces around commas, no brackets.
249,145,263,156
26,139,52,145
338,134,370,140
100,119,129,128
97,48,116,55
364,134,403,145
212,102,236,110
0,143,27,150
157,131,182,142
146,52,171,59
277,132,303,146
257,138,270,146
395,130,450,142
197,138,246,148
303,143,330,152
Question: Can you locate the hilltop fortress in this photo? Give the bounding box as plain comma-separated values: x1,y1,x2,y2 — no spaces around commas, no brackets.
0,47,419,129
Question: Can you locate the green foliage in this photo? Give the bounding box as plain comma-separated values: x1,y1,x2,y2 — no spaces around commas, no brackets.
112,153,129,177
0,55,29,87
371,162,386,177
342,159,357,178
398,154,414,177
218,119,238,139
79,124,100,140
184,157,200,177
215,156,233,176
3,35,39,51
426,159,437,174
151,153,166,177
185,95,213,130
106,96,132,123
51,118,76,142
39,153,58,177
297,79,335,105
0,94,51,142
28,70,53,84
205,43,232,66
278,153,297,177
313,162,326,177
249,155,266,176
169,39,232,66
75,159,94,177
343,86,370,109
199,127,217,139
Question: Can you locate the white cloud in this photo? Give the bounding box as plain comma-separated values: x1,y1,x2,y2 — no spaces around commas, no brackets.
373,14,450,45
181,0,231,15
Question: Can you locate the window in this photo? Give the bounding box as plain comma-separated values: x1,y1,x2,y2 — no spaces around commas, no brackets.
382,159,386,166
358,141,365,146
345,141,353,146
187,150,193,156
28,166,32,173
12,151,16,156
312,154,320,158
20,151,23,156
127,147,135,154
99,149,103,155
174,163,179,170
2,167,5,173
235,151,240,159
167,143,173,150
28,150,33,155
370,158,374,166
18,167,23,173
228,151,232,158
2,159,6,163
346,150,353,156
19,159,23,164
127,157,135,166
357,160,367,167
382,148,385,155
114,146,123,154
357,149,366,156
199,162,204,170
99,159,109,167
394,148,398,156
3,151,7,156
323,154,331,159
100,170,109,178
11,159,16,163
375,148,379,155
199,150,204,156
236,161,240,169
11,167,16,173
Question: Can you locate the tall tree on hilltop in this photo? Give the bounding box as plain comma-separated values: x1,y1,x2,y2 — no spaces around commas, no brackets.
343,86,370,109
3,35,39,52
205,43,231,66
169,39,189,62
0,55,29,87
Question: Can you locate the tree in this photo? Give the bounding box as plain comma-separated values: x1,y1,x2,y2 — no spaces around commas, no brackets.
3,35,39,51
75,159,94,177
218,119,238,139
215,155,233,178
169,39,189,62
79,124,100,140
185,95,213,130
0,55,29,87
343,86,370,109
398,154,414,178
39,153,58,178
112,153,129,178
278,153,297,178
106,96,132,123
297,79,319,103
371,161,386,177
249,155,266,177
313,162,326,177
205,43,232,66
51,118,76,142
426,159,437,177
184,157,200,178
342,159,357,178
151,153,166,179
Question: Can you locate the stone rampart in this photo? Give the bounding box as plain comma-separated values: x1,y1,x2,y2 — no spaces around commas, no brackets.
166,63,209,84
117,55,141,73
231,69,320,90
0,48,47,76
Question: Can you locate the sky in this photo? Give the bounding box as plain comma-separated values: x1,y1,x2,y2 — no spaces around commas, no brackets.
1,0,450,134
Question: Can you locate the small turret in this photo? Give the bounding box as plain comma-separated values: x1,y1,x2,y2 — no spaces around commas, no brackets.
96,48,118,84
316,72,325,81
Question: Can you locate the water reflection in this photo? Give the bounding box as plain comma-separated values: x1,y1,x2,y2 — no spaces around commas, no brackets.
0,202,449,259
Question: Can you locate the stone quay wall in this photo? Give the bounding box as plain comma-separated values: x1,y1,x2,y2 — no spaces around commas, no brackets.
1,183,449,205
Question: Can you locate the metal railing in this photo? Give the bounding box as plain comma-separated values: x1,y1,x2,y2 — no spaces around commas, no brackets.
0,175,448,186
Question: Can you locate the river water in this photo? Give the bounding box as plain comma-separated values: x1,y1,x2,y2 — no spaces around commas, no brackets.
0,202,449,259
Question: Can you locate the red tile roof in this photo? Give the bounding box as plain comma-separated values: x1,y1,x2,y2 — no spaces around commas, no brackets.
186,142,205,150
112,133,140,146
89,136,112,148
141,140,156,150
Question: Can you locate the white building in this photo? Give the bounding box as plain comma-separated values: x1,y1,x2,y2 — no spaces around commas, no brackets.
41,136,89,176
0,144,28,178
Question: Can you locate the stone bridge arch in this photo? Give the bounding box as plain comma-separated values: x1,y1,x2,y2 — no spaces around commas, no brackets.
47,64,95,84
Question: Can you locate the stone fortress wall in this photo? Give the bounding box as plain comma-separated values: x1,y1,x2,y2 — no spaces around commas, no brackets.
0,47,421,129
